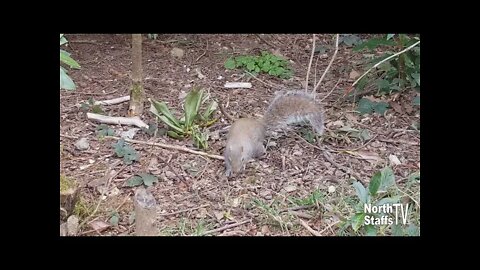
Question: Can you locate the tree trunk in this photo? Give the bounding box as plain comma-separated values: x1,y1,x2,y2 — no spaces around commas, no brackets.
128,34,144,117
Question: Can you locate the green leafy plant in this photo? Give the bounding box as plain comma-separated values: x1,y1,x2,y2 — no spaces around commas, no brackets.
150,88,217,149
353,34,420,104
357,98,390,115
344,167,419,236
60,34,81,90
112,139,139,165
292,189,325,206
109,212,120,226
339,34,362,46
126,173,158,187
96,124,115,138
147,34,159,40
225,51,293,79
81,97,104,114
413,96,420,106
141,122,159,136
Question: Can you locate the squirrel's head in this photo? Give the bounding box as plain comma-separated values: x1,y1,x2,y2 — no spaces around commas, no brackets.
225,145,246,177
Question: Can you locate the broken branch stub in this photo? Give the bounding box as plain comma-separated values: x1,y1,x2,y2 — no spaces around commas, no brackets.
134,187,158,236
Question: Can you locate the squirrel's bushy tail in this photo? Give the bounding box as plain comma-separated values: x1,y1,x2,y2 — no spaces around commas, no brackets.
264,90,324,135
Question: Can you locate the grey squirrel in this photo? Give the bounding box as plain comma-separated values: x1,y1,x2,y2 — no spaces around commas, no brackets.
224,90,324,177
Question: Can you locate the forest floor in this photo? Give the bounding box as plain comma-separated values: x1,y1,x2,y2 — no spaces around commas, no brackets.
60,34,420,236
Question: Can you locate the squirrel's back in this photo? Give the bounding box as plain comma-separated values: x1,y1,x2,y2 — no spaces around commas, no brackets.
223,90,324,177
264,90,324,135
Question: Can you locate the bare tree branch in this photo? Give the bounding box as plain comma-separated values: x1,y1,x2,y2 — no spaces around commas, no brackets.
105,136,225,160
312,34,339,94
305,34,316,92
352,40,420,87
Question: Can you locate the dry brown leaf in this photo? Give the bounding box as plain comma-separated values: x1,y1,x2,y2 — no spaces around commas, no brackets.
148,157,158,170
196,207,208,219
345,113,359,123
213,210,224,221
363,95,385,103
347,150,383,164
261,225,270,235
89,220,110,232
331,120,345,127
349,70,360,80
283,185,297,193
390,101,403,114
389,154,401,166
404,102,414,114
292,150,303,156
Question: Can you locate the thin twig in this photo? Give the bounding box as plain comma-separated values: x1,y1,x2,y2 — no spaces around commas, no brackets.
60,134,78,140
200,219,251,236
396,187,420,208
195,160,210,180
305,34,316,92
78,228,103,236
156,154,187,181
288,211,313,219
255,34,276,48
312,34,340,94
79,162,125,230
352,40,420,87
321,146,366,186
313,52,321,89
105,136,224,160
378,138,419,146
159,204,210,217
80,89,121,96
115,191,133,212
218,100,235,122
70,40,98,44
194,40,208,64
334,134,379,152
318,220,340,235
291,132,322,151
279,205,315,213
244,71,282,89
299,219,321,236
320,78,342,102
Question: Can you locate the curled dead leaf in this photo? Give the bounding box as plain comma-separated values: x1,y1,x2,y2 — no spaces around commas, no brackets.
389,154,401,166
213,210,224,221
89,220,110,233
349,70,360,80
347,150,383,164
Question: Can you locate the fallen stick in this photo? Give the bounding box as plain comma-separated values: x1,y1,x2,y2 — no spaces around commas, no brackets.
199,219,251,236
318,220,340,235
321,146,366,186
288,211,313,219
159,204,210,217
224,82,252,89
299,219,321,236
279,205,315,213
87,113,149,129
94,95,130,106
105,136,224,160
